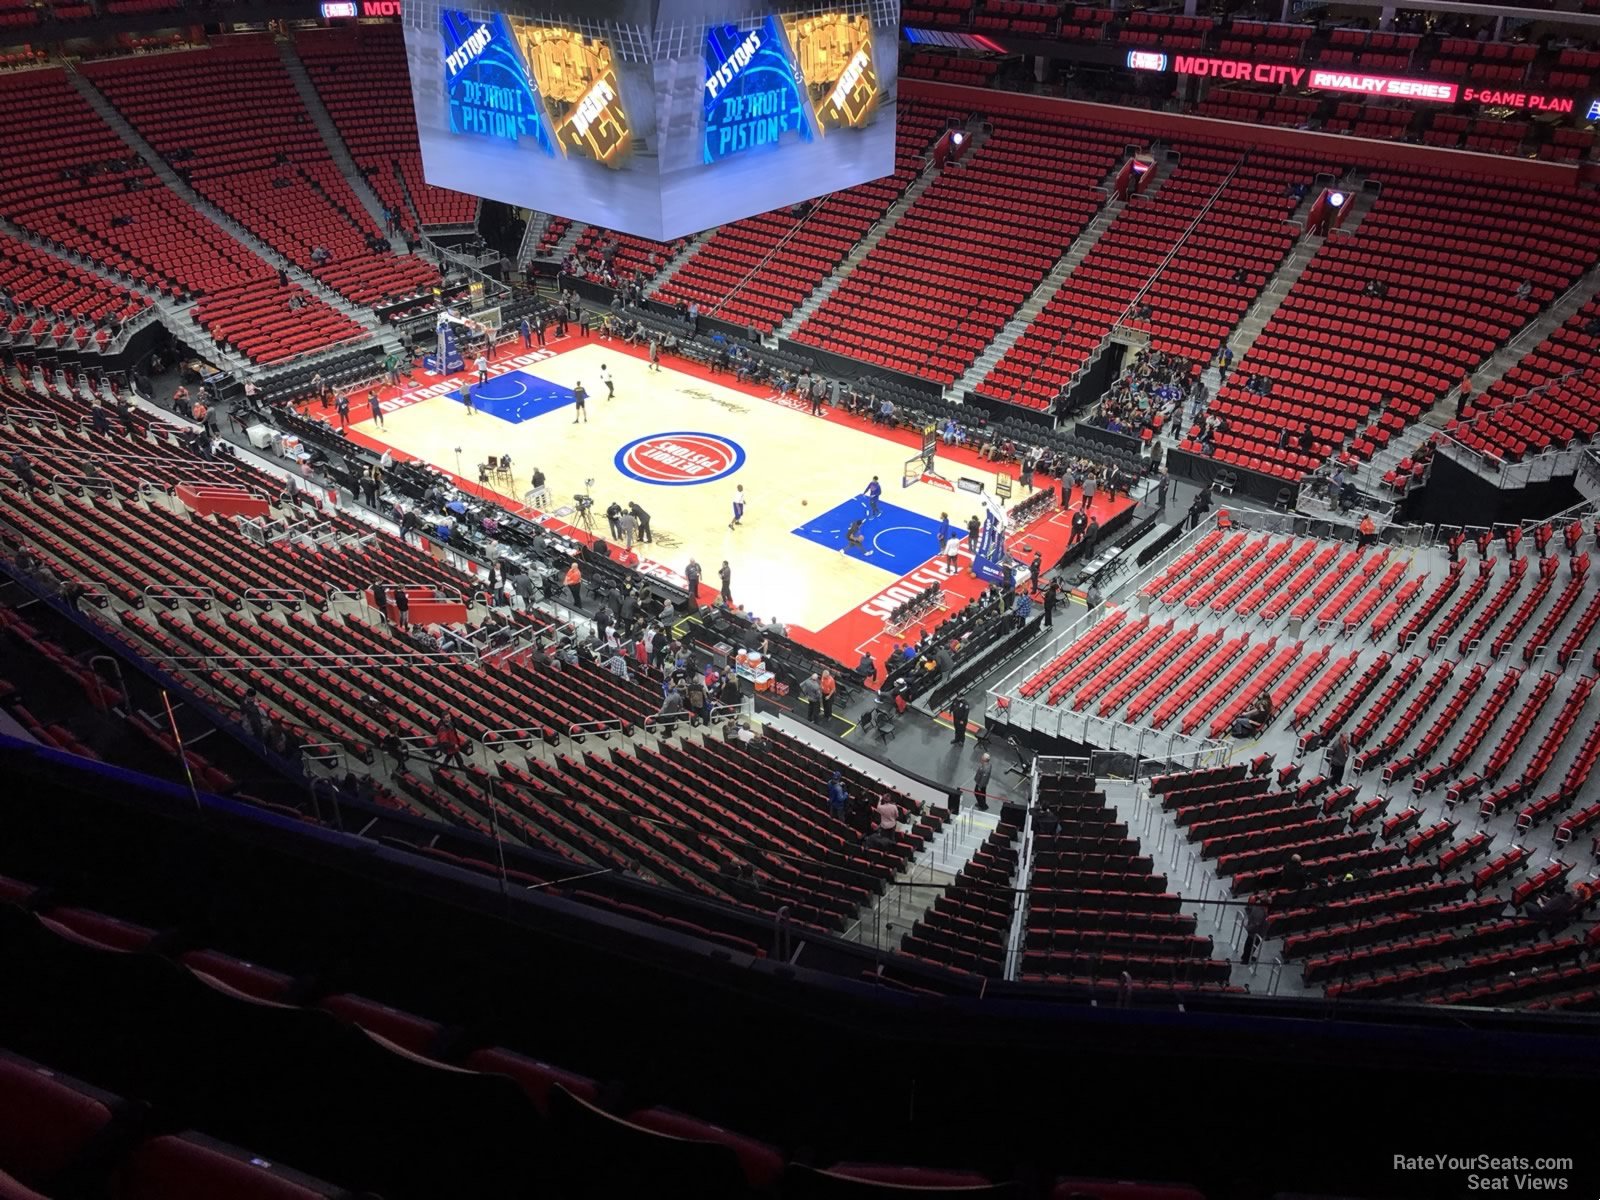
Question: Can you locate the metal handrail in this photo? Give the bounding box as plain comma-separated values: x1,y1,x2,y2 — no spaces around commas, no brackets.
299,740,347,769
87,653,130,713
705,196,832,318
1116,155,1247,326
568,718,626,740
150,648,469,669
143,584,216,608
0,408,65,428
49,473,117,498
255,331,373,378
482,725,553,749
243,586,316,609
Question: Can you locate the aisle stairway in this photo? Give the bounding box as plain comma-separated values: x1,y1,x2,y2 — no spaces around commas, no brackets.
771,126,980,342
275,36,396,241
949,201,1122,401
64,68,382,338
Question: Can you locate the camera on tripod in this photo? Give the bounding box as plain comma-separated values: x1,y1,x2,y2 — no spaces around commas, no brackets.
573,495,593,511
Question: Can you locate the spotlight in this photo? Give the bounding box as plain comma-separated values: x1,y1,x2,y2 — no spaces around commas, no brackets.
951,132,966,146
1327,191,1347,208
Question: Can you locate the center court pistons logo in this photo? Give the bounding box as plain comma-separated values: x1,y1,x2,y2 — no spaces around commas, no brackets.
614,432,745,486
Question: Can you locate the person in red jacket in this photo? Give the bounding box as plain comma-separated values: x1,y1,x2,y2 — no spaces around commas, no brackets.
434,715,467,769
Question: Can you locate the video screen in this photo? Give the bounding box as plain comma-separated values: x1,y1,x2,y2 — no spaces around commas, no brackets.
404,0,899,241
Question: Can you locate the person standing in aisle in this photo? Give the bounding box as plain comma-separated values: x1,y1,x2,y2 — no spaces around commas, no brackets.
950,695,970,746
729,484,746,530
1042,579,1059,628
394,587,410,628
1327,731,1350,784
819,668,837,722
973,753,992,811
564,561,583,608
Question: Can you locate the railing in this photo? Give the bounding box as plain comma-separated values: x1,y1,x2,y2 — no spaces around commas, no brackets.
49,473,118,499
242,586,316,609
420,236,511,295
1435,434,1595,491
156,648,469,670
985,511,1222,708
567,718,627,742
298,740,348,770
143,584,216,609
255,331,373,378
704,196,832,318
104,306,162,354
1,407,66,429
1000,760,1039,982
1117,156,1245,332
1578,448,1600,501
483,724,553,751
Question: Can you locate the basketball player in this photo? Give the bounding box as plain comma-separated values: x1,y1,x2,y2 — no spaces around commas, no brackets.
571,382,588,424
863,475,882,518
600,364,614,400
648,338,661,372
475,352,489,386
462,386,474,416
728,484,746,530
843,518,868,556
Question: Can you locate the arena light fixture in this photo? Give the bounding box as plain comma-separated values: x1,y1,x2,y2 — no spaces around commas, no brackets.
1327,191,1347,208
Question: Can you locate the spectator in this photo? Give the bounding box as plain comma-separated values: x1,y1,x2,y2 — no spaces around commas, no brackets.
826,771,847,818
865,796,901,851
1231,690,1272,738
433,716,468,768
1242,897,1269,964
799,673,823,723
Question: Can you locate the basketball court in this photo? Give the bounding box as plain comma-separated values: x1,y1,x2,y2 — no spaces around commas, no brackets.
327,327,1135,666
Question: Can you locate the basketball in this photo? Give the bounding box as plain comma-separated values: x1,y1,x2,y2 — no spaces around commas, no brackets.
801,500,808,506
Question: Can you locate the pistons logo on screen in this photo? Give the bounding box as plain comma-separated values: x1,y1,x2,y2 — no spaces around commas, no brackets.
615,433,745,486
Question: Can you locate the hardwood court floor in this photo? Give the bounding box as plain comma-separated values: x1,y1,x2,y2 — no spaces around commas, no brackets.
328,332,1136,669
360,340,1003,635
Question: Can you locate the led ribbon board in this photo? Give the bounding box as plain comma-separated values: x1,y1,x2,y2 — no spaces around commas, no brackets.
703,17,811,164
781,12,882,132
441,10,553,150
511,22,632,166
